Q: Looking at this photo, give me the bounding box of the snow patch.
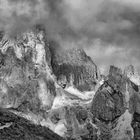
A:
[65,86,95,100]
[52,87,95,109]
[130,76,140,86]
[54,121,67,137]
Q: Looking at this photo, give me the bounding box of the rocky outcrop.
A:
[47,65,140,140]
[132,112,140,140]
[0,108,64,140]
[91,66,125,122]
[51,48,100,91]
[124,65,140,85]
[91,83,125,122]
[47,105,99,140]
[0,27,56,113]
[90,65,140,140]
[124,65,140,139]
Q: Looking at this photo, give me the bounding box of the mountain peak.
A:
[109,65,123,76]
[53,47,93,66]
[51,47,100,91]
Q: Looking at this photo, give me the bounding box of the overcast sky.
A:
[0,0,140,74]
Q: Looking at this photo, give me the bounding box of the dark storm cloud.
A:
[0,0,140,73]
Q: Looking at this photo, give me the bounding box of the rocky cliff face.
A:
[47,65,140,140]
[124,65,140,85]
[0,27,101,139]
[90,65,140,140]
[0,28,56,113]
[0,26,140,140]
[51,47,100,91]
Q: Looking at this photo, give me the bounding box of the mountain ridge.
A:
[0,27,140,139]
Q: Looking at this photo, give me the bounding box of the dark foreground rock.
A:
[132,112,140,140]
[0,108,64,140]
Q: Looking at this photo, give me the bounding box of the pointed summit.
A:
[51,47,100,91]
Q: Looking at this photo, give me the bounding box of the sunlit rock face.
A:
[51,47,100,91]
[0,27,56,112]
[124,65,140,86]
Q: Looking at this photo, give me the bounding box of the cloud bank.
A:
[0,0,140,74]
